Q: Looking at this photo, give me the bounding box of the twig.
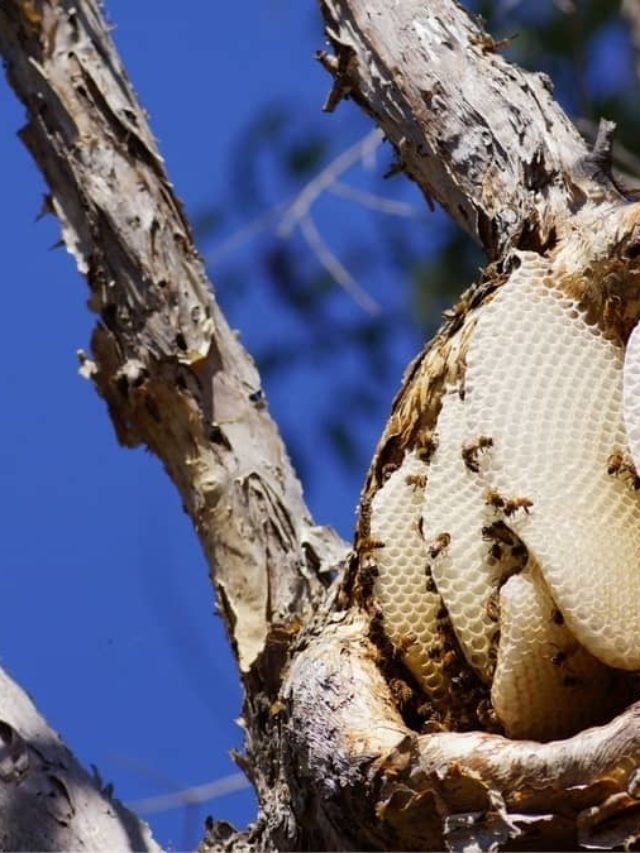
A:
[126,773,250,815]
[327,179,421,217]
[299,214,381,315]
[278,128,384,237]
[207,202,287,267]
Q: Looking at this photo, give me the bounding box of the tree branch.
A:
[317,0,623,258]
[0,664,159,850]
[0,0,346,681]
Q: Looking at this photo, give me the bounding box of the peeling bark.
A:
[2,0,640,850]
[317,0,623,256]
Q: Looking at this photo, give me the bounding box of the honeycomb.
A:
[421,390,504,682]
[624,321,640,475]
[492,564,621,741]
[368,236,640,738]
[370,452,449,701]
[466,252,640,670]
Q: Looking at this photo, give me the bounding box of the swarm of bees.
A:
[484,489,533,517]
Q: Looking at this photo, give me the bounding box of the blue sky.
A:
[0,3,430,848]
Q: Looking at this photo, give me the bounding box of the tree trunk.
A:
[2,0,640,850]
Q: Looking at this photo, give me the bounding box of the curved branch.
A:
[283,612,640,851]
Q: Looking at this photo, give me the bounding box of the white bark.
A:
[0,665,158,850]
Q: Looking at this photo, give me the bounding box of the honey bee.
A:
[428,532,451,559]
[482,521,514,546]
[504,496,533,517]
[436,604,448,621]
[488,542,502,561]
[608,450,625,476]
[485,490,533,517]
[357,562,379,595]
[511,542,528,561]
[442,649,459,672]
[477,698,501,732]
[359,537,386,553]
[358,498,372,535]
[449,669,474,693]
[405,472,428,490]
[549,641,577,668]
[462,435,494,473]
[415,429,438,463]
[428,644,443,661]
[424,565,437,594]
[486,590,500,623]
[380,461,399,482]
[484,489,506,511]
[396,631,418,654]
[607,450,640,489]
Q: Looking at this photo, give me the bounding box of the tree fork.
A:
[2,0,640,850]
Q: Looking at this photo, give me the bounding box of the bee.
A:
[424,565,437,594]
[482,521,514,546]
[405,472,427,490]
[396,631,418,654]
[476,698,501,732]
[428,644,443,661]
[359,537,386,553]
[484,491,533,517]
[484,489,506,512]
[436,604,449,621]
[389,677,413,707]
[428,532,451,559]
[549,641,577,668]
[415,429,438,463]
[504,496,533,517]
[357,562,379,595]
[380,461,399,482]
[449,669,474,693]
[608,450,625,476]
[488,542,502,561]
[442,649,459,672]
[358,497,372,535]
[607,450,640,489]
[462,435,494,473]
[511,542,528,561]
[550,649,568,667]
[486,590,500,623]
